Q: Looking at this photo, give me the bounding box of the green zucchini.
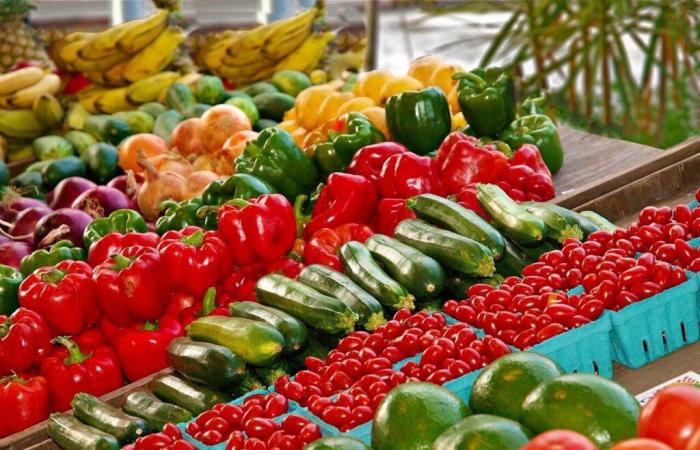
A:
[522,202,586,243]
[297,264,387,331]
[407,193,506,260]
[121,391,192,431]
[228,372,265,398]
[148,374,231,415]
[495,240,529,277]
[84,115,130,145]
[167,337,246,388]
[339,241,415,311]
[165,83,196,113]
[255,359,295,386]
[186,315,286,367]
[289,338,330,371]
[71,393,148,444]
[47,413,119,450]
[445,273,503,299]
[365,234,446,301]
[229,301,308,355]
[580,210,619,232]
[476,183,546,246]
[574,212,600,236]
[255,274,358,335]
[394,219,495,277]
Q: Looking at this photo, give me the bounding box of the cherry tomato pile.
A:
[184,393,290,446]
[123,423,196,450]
[223,414,322,450]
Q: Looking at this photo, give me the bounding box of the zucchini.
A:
[445,273,503,299]
[513,239,559,263]
[229,372,265,398]
[84,115,130,145]
[167,337,246,388]
[63,130,97,156]
[339,241,415,311]
[476,183,546,246]
[407,193,506,260]
[165,82,196,113]
[255,274,358,335]
[495,240,529,277]
[195,76,225,104]
[47,413,120,450]
[365,234,446,301]
[186,315,285,367]
[255,359,295,386]
[580,210,619,232]
[289,338,330,371]
[122,391,192,431]
[297,264,387,331]
[394,220,495,277]
[523,202,585,243]
[148,374,231,415]
[229,301,308,355]
[574,212,600,237]
[71,393,148,444]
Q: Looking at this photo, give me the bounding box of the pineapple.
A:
[0,0,52,72]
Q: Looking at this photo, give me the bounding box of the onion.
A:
[33,208,92,248]
[0,241,32,269]
[48,177,97,210]
[1,189,45,222]
[8,206,52,242]
[71,186,131,218]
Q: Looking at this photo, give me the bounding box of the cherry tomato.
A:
[582,273,599,291]
[690,258,700,272]
[494,310,519,330]
[521,430,598,450]
[420,345,446,367]
[337,336,363,352]
[244,418,279,440]
[468,283,495,297]
[299,422,322,443]
[638,385,700,450]
[162,423,182,441]
[243,438,267,450]
[545,303,577,324]
[225,431,246,450]
[283,381,304,402]
[675,239,698,265]
[609,438,673,450]
[454,304,477,323]
[615,290,639,309]
[541,249,565,266]
[618,265,649,288]
[185,422,200,437]
[535,323,566,342]
[674,204,693,224]
[482,335,511,360]
[654,206,673,224]
[457,347,483,369]
[308,396,332,416]
[443,300,459,315]
[322,406,351,427]
[393,308,412,321]
[692,217,700,236]
[172,440,197,450]
[579,299,604,320]
[265,393,288,418]
[631,281,661,299]
[640,206,658,224]
[513,328,537,349]
[449,360,471,377]
[199,430,224,445]
[136,433,172,449]
[655,243,678,262]
[280,414,309,434]
[666,224,688,241]
[195,410,220,428]
[670,268,688,286]
[588,230,613,245]
[566,268,584,288]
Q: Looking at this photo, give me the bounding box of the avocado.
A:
[433,414,531,450]
[253,92,295,121]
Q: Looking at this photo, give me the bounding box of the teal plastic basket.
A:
[529,312,614,378]
[609,273,699,368]
[442,369,482,403]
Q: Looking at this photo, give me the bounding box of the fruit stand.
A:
[2,2,700,450]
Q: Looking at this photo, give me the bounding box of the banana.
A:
[95,87,136,114]
[217,63,276,85]
[0,67,46,96]
[198,33,239,70]
[72,49,131,73]
[127,71,180,103]
[84,70,108,85]
[220,53,275,74]
[274,31,335,73]
[0,109,46,139]
[117,9,170,54]
[63,102,91,130]
[32,93,65,128]
[7,74,61,109]
[55,35,92,71]
[77,86,106,114]
[104,59,130,86]
[124,26,185,83]
[176,72,203,87]
[261,7,318,60]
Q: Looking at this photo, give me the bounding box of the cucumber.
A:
[186,315,286,367]
[580,210,619,232]
[495,240,529,277]
[84,115,130,145]
[195,76,225,104]
[255,274,358,335]
[137,102,167,118]
[148,374,231,415]
[229,301,308,355]
[522,202,586,243]
[255,359,295,386]
[408,193,506,260]
[228,372,265,398]
[33,135,74,160]
[575,212,600,236]
[165,82,196,113]
[297,264,387,331]
[71,393,148,443]
[445,273,503,299]
[152,109,182,145]
[41,156,87,188]
[47,413,120,450]
[365,234,446,301]
[394,219,496,277]
[122,391,191,431]
[339,241,416,311]
[64,130,97,156]
[167,337,246,388]
[476,183,546,246]
[113,111,154,134]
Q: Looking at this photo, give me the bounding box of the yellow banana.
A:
[95,87,136,114]
[63,102,91,131]
[72,49,131,73]
[0,67,46,96]
[7,74,61,109]
[0,109,46,139]
[80,10,169,60]
[274,32,334,73]
[55,35,92,71]
[32,93,65,128]
[217,64,275,85]
[124,26,185,83]
[117,9,170,54]
[221,53,276,74]
[127,71,180,103]
[77,86,107,114]
[198,33,239,70]
[261,7,318,60]
[84,70,108,85]
[104,59,130,86]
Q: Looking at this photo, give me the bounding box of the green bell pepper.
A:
[19,241,86,278]
[234,127,319,200]
[0,265,22,315]
[83,209,149,250]
[385,87,451,155]
[201,173,275,206]
[313,112,385,175]
[156,198,217,235]
[454,67,516,137]
[500,113,564,174]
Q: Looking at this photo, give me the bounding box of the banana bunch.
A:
[0,67,61,109]
[0,108,46,139]
[195,5,334,86]
[50,9,185,86]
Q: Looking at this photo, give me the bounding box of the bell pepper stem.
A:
[196,206,219,218]
[0,319,11,338]
[54,336,92,365]
[0,373,24,385]
[199,287,217,317]
[142,321,159,331]
[293,195,310,239]
[227,198,250,209]
[181,230,205,247]
[111,254,134,271]
[41,268,66,284]
[453,72,487,89]
[245,142,263,158]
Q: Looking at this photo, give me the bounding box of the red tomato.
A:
[609,439,673,450]
[640,207,658,224]
[638,385,700,450]
[299,422,322,443]
[521,430,598,450]
[322,406,351,427]
[244,418,279,440]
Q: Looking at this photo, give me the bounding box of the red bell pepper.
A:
[87,231,159,267]
[372,198,417,236]
[434,132,509,194]
[218,194,296,266]
[265,257,305,279]
[99,318,123,348]
[304,223,374,271]
[346,142,408,185]
[40,336,123,412]
[304,173,378,240]
[18,260,99,336]
[157,226,232,297]
[70,327,107,353]
[114,316,184,382]
[0,308,52,375]
[0,374,50,437]
[378,152,446,199]
[221,263,266,303]
[165,291,198,318]
[452,184,490,220]
[505,144,555,201]
[178,288,229,328]
[93,246,171,327]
